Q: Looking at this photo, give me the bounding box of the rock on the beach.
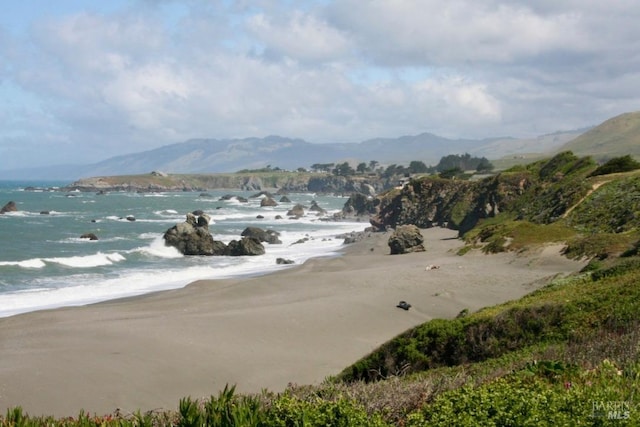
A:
[163,212,226,256]
[388,224,425,255]
[0,201,17,214]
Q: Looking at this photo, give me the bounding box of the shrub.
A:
[590,155,640,177]
[409,360,640,426]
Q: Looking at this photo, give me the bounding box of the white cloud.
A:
[247,10,353,64]
[1,0,640,169]
[325,0,589,65]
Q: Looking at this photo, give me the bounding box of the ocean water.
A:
[0,181,368,318]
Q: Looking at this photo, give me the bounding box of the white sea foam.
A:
[154,209,179,216]
[0,259,47,269]
[131,236,183,259]
[44,252,126,268]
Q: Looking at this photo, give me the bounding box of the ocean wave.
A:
[154,209,179,216]
[130,236,183,259]
[44,252,126,268]
[0,258,47,269]
[0,211,29,217]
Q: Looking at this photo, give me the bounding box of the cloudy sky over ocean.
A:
[1,0,639,170]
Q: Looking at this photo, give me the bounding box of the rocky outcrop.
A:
[164,214,268,256]
[163,213,226,256]
[64,172,393,194]
[309,201,327,215]
[227,237,265,256]
[341,193,378,217]
[367,172,534,235]
[366,153,602,236]
[0,201,17,214]
[388,224,425,255]
[241,227,282,244]
[287,204,306,217]
[261,197,278,207]
[370,179,475,232]
[302,176,387,195]
[242,176,263,191]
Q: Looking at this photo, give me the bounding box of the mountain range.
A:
[4,111,640,181]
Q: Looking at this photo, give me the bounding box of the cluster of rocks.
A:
[162,212,285,257]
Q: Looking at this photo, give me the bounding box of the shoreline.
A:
[0,227,586,417]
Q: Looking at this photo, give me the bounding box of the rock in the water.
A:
[309,201,326,215]
[287,203,305,217]
[388,224,425,255]
[260,197,278,207]
[0,201,17,214]
[241,226,282,244]
[163,213,225,255]
[279,196,291,203]
[80,233,99,241]
[227,237,265,256]
[276,258,295,265]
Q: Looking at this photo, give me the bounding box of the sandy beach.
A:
[0,227,585,417]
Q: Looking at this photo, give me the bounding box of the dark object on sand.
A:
[397,301,411,311]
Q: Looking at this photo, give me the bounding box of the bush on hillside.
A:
[590,155,640,177]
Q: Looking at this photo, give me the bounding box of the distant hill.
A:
[1,129,586,181]
[557,111,640,160]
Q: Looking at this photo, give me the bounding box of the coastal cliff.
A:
[64,171,392,194]
[367,151,640,238]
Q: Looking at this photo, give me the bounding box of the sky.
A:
[1,0,639,171]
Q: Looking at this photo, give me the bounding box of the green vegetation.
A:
[589,155,640,177]
[434,153,494,173]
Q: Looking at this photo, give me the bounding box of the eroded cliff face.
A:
[369,173,533,235]
[64,173,393,194]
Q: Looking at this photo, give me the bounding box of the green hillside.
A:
[558,111,640,160]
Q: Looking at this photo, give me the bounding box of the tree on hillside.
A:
[408,160,428,174]
[311,163,335,173]
[436,153,493,172]
[590,155,640,176]
[356,162,368,174]
[476,158,494,172]
[333,162,356,176]
[383,164,407,178]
